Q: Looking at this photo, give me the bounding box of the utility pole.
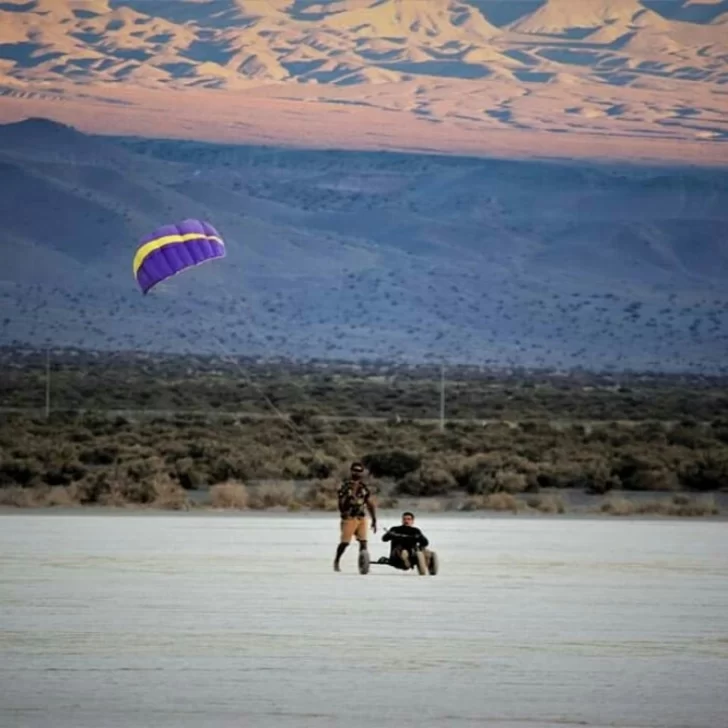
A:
[439,363,445,432]
[45,347,50,420]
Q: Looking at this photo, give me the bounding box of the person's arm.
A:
[416,528,429,548]
[336,484,347,516]
[366,490,377,533]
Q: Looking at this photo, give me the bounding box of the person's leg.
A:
[400,547,411,569]
[355,517,369,553]
[388,546,407,569]
[422,547,433,571]
[334,518,355,571]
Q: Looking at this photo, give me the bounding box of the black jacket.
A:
[382,524,429,550]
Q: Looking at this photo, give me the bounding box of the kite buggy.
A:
[364,512,439,575]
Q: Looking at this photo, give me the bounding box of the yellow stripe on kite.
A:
[133,233,224,276]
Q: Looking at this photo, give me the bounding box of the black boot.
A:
[334,542,348,572]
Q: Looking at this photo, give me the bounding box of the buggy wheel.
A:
[415,550,427,575]
[427,551,438,575]
[358,549,370,575]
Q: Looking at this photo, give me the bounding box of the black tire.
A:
[415,550,427,575]
[427,551,439,576]
[358,549,370,575]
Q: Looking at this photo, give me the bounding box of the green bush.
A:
[303,452,338,479]
[44,461,86,486]
[79,445,119,465]
[679,456,728,491]
[174,457,205,489]
[362,450,421,479]
[611,454,677,491]
[396,466,455,497]
[0,459,42,487]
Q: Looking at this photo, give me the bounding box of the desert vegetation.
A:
[1,348,726,516]
[3,348,727,421]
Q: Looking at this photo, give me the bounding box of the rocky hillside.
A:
[0,117,726,373]
[0,0,726,164]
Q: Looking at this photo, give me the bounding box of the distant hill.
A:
[0,0,726,164]
[0,117,727,373]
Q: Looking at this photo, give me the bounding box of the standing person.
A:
[333,461,377,572]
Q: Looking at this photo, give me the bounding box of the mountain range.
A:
[0,116,726,373]
[0,0,726,164]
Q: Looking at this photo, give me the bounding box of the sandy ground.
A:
[1,82,726,167]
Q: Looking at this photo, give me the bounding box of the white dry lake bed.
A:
[1,510,727,728]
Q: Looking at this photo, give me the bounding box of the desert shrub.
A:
[79,445,119,465]
[519,420,554,436]
[159,440,191,461]
[73,471,189,509]
[247,482,296,509]
[173,457,205,489]
[421,464,457,490]
[281,455,309,479]
[452,454,530,495]
[302,477,339,510]
[667,425,712,449]
[362,450,421,479]
[0,486,38,507]
[492,470,528,493]
[633,422,667,444]
[0,458,42,487]
[124,457,165,483]
[187,441,207,459]
[75,473,113,504]
[396,466,456,497]
[210,481,248,509]
[586,425,630,446]
[290,408,317,427]
[460,493,520,513]
[133,475,189,510]
[599,497,636,516]
[611,454,666,491]
[69,428,94,443]
[601,494,719,517]
[45,485,77,507]
[450,454,493,493]
[671,494,719,516]
[526,493,566,514]
[208,454,251,483]
[576,465,620,494]
[115,479,157,505]
[629,466,679,491]
[524,473,541,492]
[462,468,494,495]
[714,427,728,446]
[678,456,728,491]
[302,451,338,479]
[43,461,87,486]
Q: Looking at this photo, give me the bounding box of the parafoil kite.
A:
[133,219,225,294]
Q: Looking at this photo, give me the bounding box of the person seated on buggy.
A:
[378,511,434,571]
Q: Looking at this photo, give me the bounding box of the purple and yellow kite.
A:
[133,219,225,294]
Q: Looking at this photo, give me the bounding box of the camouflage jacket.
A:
[337,479,372,518]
